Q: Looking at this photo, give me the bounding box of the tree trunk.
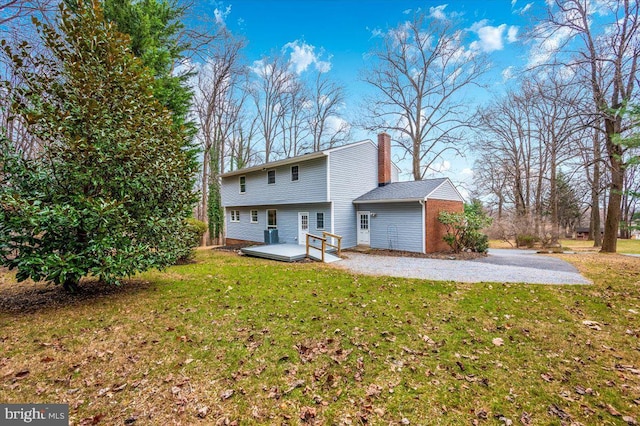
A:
[601,118,624,253]
[590,132,602,247]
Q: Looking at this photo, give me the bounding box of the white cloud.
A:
[461,168,474,177]
[282,40,332,74]
[507,25,519,42]
[501,66,515,81]
[511,0,517,6]
[325,115,350,134]
[429,4,449,20]
[214,5,232,26]
[521,2,533,13]
[470,24,507,52]
[527,24,574,68]
[403,8,412,15]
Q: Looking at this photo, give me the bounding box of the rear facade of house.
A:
[220,133,464,253]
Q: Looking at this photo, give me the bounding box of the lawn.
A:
[1,249,639,425]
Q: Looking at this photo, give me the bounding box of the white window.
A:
[267,170,276,184]
[250,210,258,223]
[230,210,240,222]
[239,176,246,193]
[267,209,277,228]
[291,165,299,182]
[316,212,324,229]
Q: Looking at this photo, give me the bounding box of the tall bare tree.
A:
[280,77,310,157]
[362,12,489,180]
[250,53,293,162]
[544,0,640,252]
[309,71,349,151]
[193,30,246,244]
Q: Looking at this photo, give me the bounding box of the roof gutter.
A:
[353,198,427,204]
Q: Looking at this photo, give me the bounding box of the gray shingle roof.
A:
[353,178,448,203]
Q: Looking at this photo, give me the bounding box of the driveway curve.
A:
[335,249,591,285]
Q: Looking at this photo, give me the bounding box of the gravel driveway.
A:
[335,249,591,285]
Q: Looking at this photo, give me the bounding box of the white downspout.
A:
[419,200,425,253]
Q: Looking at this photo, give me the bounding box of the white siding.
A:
[391,163,401,183]
[221,157,328,207]
[225,203,331,244]
[429,180,464,202]
[328,141,379,248]
[368,202,424,253]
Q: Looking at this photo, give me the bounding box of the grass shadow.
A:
[0,272,156,315]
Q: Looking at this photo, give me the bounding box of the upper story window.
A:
[267,170,276,184]
[239,176,246,193]
[291,165,299,182]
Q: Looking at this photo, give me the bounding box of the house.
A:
[575,227,603,240]
[220,133,464,254]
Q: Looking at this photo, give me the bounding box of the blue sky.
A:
[201,0,553,187]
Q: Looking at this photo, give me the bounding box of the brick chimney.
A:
[377,132,392,187]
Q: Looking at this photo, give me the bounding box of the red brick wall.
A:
[377,133,391,186]
[425,199,464,253]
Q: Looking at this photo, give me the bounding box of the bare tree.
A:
[279,77,310,157]
[309,71,349,151]
[361,12,489,180]
[528,72,585,246]
[193,30,246,244]
[250,53,293,162]
[543,0,640,252]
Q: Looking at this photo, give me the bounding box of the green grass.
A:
[1,250,639,425]
[491,237,640,254]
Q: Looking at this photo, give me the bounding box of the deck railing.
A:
[305,231,342,262]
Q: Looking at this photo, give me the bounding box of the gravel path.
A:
[335,249,591,285]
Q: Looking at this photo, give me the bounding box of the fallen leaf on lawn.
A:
[492,338,504,346]
[196,405,209,418]
[220,389,234,400]
[374,407,385,416]
[520,412,531,425]
[284,379,305,394]
[299,406,316,422]
[366,384,382,397]
[606,404,621,416]
[40,356,54,363]
[582,320,602,330]
[541,373,554,382]
[14,370,29,379]
[548,404,571,420]
[112,383,127,392]
[623,416,637,425]
[79,414,105,425]
[97,387,111,397]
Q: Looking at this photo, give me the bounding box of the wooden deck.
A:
[241,244,341,263]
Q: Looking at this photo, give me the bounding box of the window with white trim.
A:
[230,210,240,222]
[267,209,277,228]
[316,212,324,230]
[267,170,276,184]
[291,165,299,182]
[239,176,246,193]
[250,210,258,223]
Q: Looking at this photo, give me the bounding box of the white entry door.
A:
[357,211,370,245]
[298,212,309,245]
